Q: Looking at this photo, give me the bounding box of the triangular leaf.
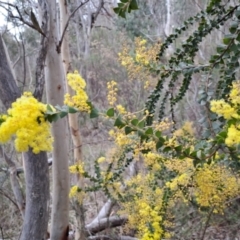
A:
[106,108,115,117]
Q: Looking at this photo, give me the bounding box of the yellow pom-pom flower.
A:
[64,71,90,112]
[0,92,53,154]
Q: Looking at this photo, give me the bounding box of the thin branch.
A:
[88,236,138,240]
[90,0,104,29]
[57,0,90,53]
[19,32,26,88]
[0,188,19,209]
[200,207,214,240]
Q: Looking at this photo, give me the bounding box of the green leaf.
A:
[129,0,138,10]
[55,105,62,111]
[156,137,165,149]
[196,150,203,159]
[155,131,162,138]
[145,127,153,135]
[119,9,126,18]
[46,113,59,123]
[229,21,238,34]
[59,111,68,118]
[216,131,227,144]
[223,34,235,45]
[47,104,53,112]
[138,120,145,129]
[175,145,182,154]
[106,108,114,117]
[125,126,133,135]
[183,147,191,156]
[131,119,139,126]
[90,108,99,118]
[113,7,120,14]
[163,146,172,153]
[193,158,201,167]
[68,106,78,113]
[114,117,125,129]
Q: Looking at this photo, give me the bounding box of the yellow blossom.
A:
[97,157,106,163]
[116,104,126,114]
[0,92,53,153]
[69,163,85,174]
[107,81,118,106]
[64,70,90,112]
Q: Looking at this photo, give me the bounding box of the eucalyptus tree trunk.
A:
[0,33,50,240]
[59,1,86,239]
[45,0,69,239]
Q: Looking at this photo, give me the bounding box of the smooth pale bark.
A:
[0,34,49,240]
[86,216,127,235]
[59,1,86,239]
[45,1,69,239]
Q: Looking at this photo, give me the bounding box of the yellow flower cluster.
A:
[109,128,133,146]
[107,81,118,106]
[116,104,127,114]
[152,118,173,132]
[225,124,240,145]
[210,99,235,119]
[143,152,161,171]
[64,71,90,112]
[69,185,85,203]
[118,38,161,89]
[194,163,239,212]
[120,174,171,240]
[0,92,53,154]
[97,156,106,164]
[165,158,194,201]
[69,163,85,175]
[173,121,195,137]
[211,81,240,146]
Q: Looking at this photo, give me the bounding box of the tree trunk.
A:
[20,150,49,240]
[59,1,86,239]
[45,1,69,239]
[0,34,50,240]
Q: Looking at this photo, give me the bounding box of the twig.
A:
[0,189,19,209]
[57,0,90,53]
[0,2,46,36]
[200,207,214,240]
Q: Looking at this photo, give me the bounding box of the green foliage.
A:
[146,1,240,127]
[113,0,138,18]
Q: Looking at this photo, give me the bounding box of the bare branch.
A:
[57,0,90,53]
[0,146,25,218]
[90,0,104,29]
[0,1,46,36]
[86,199,115,228]
[88,236,138,240]
[0,188,19,209]
[86,216,127,235]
